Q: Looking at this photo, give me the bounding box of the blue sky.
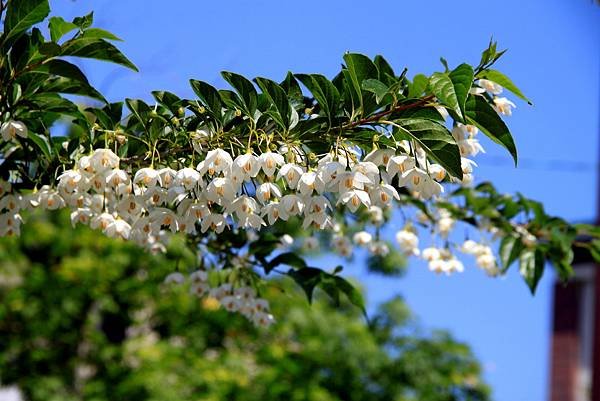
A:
[50,1,600,400]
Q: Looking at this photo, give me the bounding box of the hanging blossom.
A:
[0,83,519,323]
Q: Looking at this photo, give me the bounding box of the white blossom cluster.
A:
[164,269,274,327]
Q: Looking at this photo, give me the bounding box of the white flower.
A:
[476,253,496,271]
[57,170,86,193]
[477,79,503,95]
[175,168,201,190]
[200,213,228,233]
[150,208,179,233]
[279,234,294,248]
[396,229,419,256]
[0,194,21,213]
[280,194,304,216]
[134,168,162,187]
[364,148,395,167]
[337,189,371,212]
[36,187,65,210]
[262,202,287,224]
[70,208,93,227]
[106,169,130,188]
[259,152,285,177]
[90,212,116,231]
[369,240,390,256]
[353,231,372,246]
[256,182,282,203]
[318,161,345,186]
[371,183,399,206]
[191,128,211,153]
[458,139,485,157]
[399,167,443,199]
[206,177,236,204]
[428,164,446,182]
[460,240,481,255]
[90,148,119,172]
[104,219,132,239]
[352,162,379,184]
[233,153,260,180]
[1,121,27,141]
[297,171,325,196]
[227,195,260,218]
[201,149,233,175]
[386,155,415,179]
[0,212,23,236]
[144,187,168,206]
[493,97,516,116]
[337,171,372,194]
[116,196,144,218]
[158,167,177,188]
[303,236,320,251]
[332,235,352,257]
[190,270,208,283]
[277,163,304,189]
[164,272,185,284]
[78,155,95,175]
[368,206,384,225]
[422,247,441,261]
[305,195,332,215]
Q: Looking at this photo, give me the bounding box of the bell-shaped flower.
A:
[303,236,320,251]
[458,138,485,157]
[305,195,332,215]
[227,195,260,219]
[58,170,86,193]
[338,189,371,212]
[186,202,210,221]
[106,169,130,188]
[297,171,325,196]
[116,196,144,219]
[256,182,282,204]
[36,186,66,210]
[1,120,27,141]
[280,194,304,216]
[399,167,443,199]
[428,164,446,182]
[302,210,332,229]
[0,212,23,236]
[337,171,372,194]
[277,163,304,189]
[158,167,177,188]
[353,231,373,246]
[144,187,168,206]
[386,155,415,179]
[104,219,132,240]
[477,79,503,95]
[150,208,179,233]
[369,240,390,256]
[200,213,228,233]
[175,168,201,190]
[233,153,260,180]
[262,202,288,224]
[370,183,400,206]
[318,161,345,187]
[90,212,116,231]
[364,148,395,167]
[493,97,516,116]
[201,149,233,175]
[70,207,94,227]
[396,229,419,256]
[352,162,379,184]
[259,152,285,177]
[206,177,236,204]
[134,167,162,187]
[90,148,120,173]
[0,194,21,213]
[238,213,266,229]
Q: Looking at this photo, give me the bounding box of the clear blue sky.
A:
[51,1,600,400]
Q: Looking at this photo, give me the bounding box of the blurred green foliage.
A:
[0,211,490,401]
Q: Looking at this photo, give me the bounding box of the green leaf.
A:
[478,69,532,105]
[448,63,474,120]
[80,28,122,42]
[288,267,324,303]
[48,16,77,42]
[362,79,390,104]
[61,37,138,71]
[3,0,50,45]
[428,72,463,121]
[125,98,151,130]
[393,118,462,179]
[519,249,545,294]
[280,72,304,108]
[27,131,52,159]
[499,235,524,272]
[41,77,105,102]
[343,53,378,114]
[332,276,367,318]
[221,71,258,117]
[295,73,340,125]
[408,74,428,98]
[255,77,292,130]
[72,12,94,29]
[265,252,307,273]
[189,79,223,122]
[374,55,396,84]
[465,95,517,165]
[29,59,89,84]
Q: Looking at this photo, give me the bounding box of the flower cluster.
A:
[165,270,274,327]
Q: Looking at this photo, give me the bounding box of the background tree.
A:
[0,210,489,401]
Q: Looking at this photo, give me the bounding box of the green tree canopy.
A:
[0,211,490,401]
